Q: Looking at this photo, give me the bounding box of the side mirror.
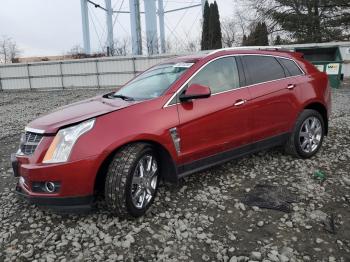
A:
[179,84,211,102]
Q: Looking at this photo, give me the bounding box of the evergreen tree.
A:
[273,35,283,45]
[274,35,282,45]
[257,22,269,46]
[243,22,269,46]
[201,1,210,50]
[273,35,291,45]
[201,1,222,50]
[242,35,248,46]
[209,1,222,49]
[250,0,350,43]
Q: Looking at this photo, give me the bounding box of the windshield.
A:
[113,63,193,100]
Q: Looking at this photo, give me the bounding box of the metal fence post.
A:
[95,60,100,88]
[0,68,3,91]
[59,62,64,89]
[132,57,137,76]
[27,63,32,89]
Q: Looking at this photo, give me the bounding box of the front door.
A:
[176,56,253,166]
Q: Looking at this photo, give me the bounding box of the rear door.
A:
[241,55,301,142]
[176,56,253,165]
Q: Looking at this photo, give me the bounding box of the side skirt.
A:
[177,133,289,178]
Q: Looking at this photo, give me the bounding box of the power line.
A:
[164,20,185,50]
[113,0,126,27]
[88,6,105,51]
[89,4,107,40]
[186,7,201,34]
[166,0,194,40]
[116,18,130,35]
[112,0,119,10]
[87,0,107,11]
[164,0,169,9]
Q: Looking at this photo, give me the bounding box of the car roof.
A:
[211,48,303,60]
[163,47,302,65]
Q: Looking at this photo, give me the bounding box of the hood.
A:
[27,95,139,134]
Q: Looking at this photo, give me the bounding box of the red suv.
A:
[12,48,331,217]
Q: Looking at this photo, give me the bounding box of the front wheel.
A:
[285,109,325,158]
[104,143,160,218]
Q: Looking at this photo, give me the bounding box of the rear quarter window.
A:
[242,55,286,85]
[278,58,303,76]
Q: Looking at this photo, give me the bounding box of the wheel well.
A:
[305,102,328,135]
[93,140,178,195]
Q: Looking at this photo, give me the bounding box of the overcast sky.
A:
[0,0,234,57]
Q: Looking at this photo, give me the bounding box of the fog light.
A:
[32,181,61,193]
[44,182,56,193]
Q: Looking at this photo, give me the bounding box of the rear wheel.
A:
[285,109,325,158]
[104,143,160,218]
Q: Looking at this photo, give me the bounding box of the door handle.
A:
[234,99,247,106]
[287,84,296,90]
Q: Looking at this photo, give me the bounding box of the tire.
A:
[285,109,325,159]
[104,143,160,218]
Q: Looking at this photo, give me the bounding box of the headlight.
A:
[43,119,95,163]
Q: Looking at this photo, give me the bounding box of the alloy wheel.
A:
[299,116,323,154]
[131,154,158,209]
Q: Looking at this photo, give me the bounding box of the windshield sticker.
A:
[173,63,194,68]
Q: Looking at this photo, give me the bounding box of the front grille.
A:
[19,132,43,155]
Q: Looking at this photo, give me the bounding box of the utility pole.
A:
[144,0,159,55]
[158,0,166,54]
[80,0,91,54]
[105,0,114,56]
[129,0,142,55]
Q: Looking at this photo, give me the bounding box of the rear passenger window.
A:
[188,57,240,94]
[242,56,286,85]
[278,58,303,76]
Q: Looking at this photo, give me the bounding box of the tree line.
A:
[201,0,350,50]
[2,0,349,62]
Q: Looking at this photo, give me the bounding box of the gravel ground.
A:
[0,83,349,262]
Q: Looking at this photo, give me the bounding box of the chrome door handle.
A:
[234,99,246,106]
[287,84,296,90]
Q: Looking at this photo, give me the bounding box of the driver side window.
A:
[188,57,240,94]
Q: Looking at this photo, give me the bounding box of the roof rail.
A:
[209,46,292,55]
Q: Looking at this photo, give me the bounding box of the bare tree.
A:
[113,38,130,56]
[221,18,236,47]
[165,39,172,53]
[0,36,21,63]
[67,44,90,59]
[232,4,260,45]
[68,44,106,59]
[182,31,201,53]
[68,45,85,55]
[185,38,200,53]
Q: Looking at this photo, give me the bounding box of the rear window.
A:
[242,55,286,85]
[278,58,303,76]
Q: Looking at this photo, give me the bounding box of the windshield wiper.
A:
[109,94,135,101]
